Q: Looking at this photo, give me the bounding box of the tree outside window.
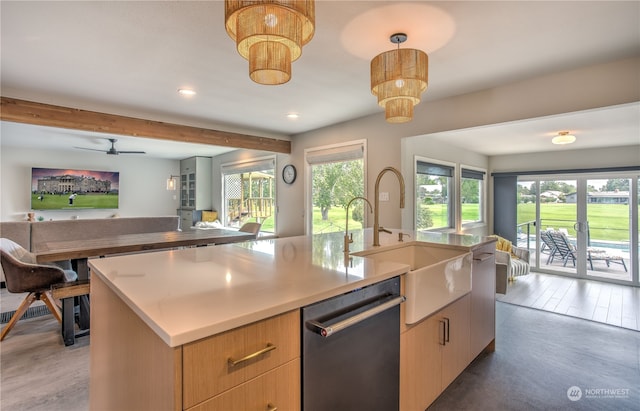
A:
[311,159,364,234]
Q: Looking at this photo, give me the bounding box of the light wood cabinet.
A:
[183,310,300,409]
[400,310,442,409]
[440,294,471,388]
[91,274,300,411]
[400,293,470,411]
[186,359,300,411]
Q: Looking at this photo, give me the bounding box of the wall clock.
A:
[282,164,297,184]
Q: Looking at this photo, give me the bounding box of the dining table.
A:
[33,228,256,345]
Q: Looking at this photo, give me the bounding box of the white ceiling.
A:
[1,1,639,159]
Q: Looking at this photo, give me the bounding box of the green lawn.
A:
[31,193,118,210]
[418,204,480,228]
[312,206,365,234]
[244,206,362,234]
[517,203,630,241]
[254,202,630,242]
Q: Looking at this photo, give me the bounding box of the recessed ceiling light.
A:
[287,113,299,119]
[552,131,576,145]
[178,88,196,96]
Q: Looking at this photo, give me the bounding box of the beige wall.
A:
[282,57,639,237]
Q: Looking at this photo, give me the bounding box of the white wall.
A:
[490,145,640,173]
[0,146,180,221]
[285,57,639,237]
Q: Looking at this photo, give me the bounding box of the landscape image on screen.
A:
[31,167,119,210]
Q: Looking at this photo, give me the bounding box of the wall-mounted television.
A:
[31,167,120,210]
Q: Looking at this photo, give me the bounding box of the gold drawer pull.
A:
[267,404,277,411]
[227,343,276,367]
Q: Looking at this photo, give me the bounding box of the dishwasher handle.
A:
[306,295,406,338]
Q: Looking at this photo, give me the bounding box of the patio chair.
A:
[547,230,625,272]
[586,250,628,272]
[540,230,558,264]
[548,230,576,267]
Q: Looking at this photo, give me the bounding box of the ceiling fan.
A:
[74,138,146,155]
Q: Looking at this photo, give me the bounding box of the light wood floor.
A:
[497,272,640,331]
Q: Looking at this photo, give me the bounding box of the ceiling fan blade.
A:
[73,146,107,152]
[117,150,146,154]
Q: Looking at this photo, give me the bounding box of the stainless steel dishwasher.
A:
[302,276,404,411]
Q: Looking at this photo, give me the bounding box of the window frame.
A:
[414,156,456,232]
[304,140,367,235]
[459,164,487,230]
[220,155,276,234]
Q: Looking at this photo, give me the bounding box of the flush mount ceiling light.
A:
[552,131,576,145]
[225,0,315,85]
[371,33,428,123]
[177,88,196,96]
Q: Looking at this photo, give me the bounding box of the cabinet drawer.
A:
[183,310,300,408]
[187,359,301,411]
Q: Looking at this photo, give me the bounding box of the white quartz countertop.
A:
[89,228,493,347]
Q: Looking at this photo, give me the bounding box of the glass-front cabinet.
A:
[178,156,212,228]
[180,173,196,208]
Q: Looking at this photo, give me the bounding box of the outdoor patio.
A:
[517,231,632,282]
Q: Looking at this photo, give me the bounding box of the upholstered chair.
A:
[0,238,77,341]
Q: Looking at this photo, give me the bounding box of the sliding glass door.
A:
[540,178,578,276]
[517,173,637,285]
[585,178,631,282]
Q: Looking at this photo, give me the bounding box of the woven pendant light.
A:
[371,33,428,123]
[225,1,315,85]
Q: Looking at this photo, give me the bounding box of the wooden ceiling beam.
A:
[0,97,291,154]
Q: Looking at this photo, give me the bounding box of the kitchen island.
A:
[89,229,496,410]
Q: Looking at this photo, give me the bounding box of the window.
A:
[221,156,275,234]
[415,158,454,230]
[305,141,366,234]
[461,167,486,225]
